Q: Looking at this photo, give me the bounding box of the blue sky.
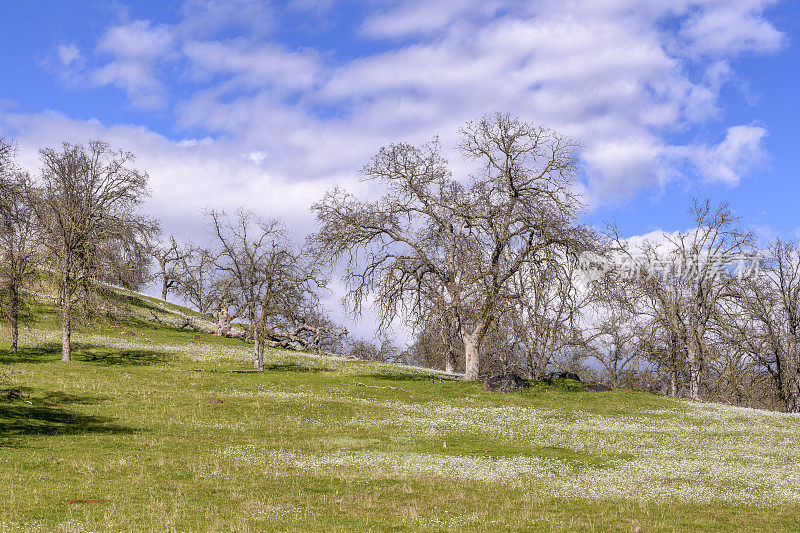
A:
[1,1,798,317]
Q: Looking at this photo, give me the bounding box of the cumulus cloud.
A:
[40,43,87,86]
[30,0,786,215]
[182,40,321,92]
[688,125,768,185]
[55,44,84,70]
[0,111,343,241]
[680,0,785,56]
[360,0,504,39]
[92,20,177,109]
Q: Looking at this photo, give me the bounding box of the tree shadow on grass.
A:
[0,389,137,446]
[0,344,61,364]
[264,362,332,373]
[76,349,173,366]
[360,370,461,382]
[0,343,173,366]
[41,390,108,405]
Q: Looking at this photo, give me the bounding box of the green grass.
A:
[1,294,800,531]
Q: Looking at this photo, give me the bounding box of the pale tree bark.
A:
[9,307,18,355]
[444,349,456,374]
[161,277,170,301]
[61,294,71,362]
[253,328,264,370]
[687,342,701,402]
[463,332,480,381]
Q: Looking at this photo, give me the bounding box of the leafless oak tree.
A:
[506,250,597,379]
[0,144,40,354]
[150,235,191,301]
[35,140,158,362]
[312,113,592,380]
[171,244,218,317]
[584,305,646,388]
[726,239,800,411]
[610,200,754,401]
[207,209,331,369]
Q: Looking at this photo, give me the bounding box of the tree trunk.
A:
[8,287,19,354]
[784,357,800,413]
[528,348,547,380]
[216,307,230,336]
[687,343,700,402]
[670,367,678,397]
[10,316,18,355]
[668,332,678,397]
[253,329,264,370]
[785,386,800,413]
[159,260,170,301]
[61,297,72,362]
[464,334,480,381]
[445,349,456,374]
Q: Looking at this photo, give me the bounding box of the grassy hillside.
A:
[1,292,800,532]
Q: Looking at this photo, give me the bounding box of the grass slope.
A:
[1,292,799,532]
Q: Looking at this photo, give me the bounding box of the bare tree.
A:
[610,200,754,401]
[174,245,218,315]
[35,140,158,362]
[207,209,328,369]
[726,239,800,411]
[150,235,191,301]
[348,336,404,363]
[671,201,754,401]
[610,242,688,397]
[0,137,12,169]
[507,249,597,379]
[312,114,590,380]
[409,302,464,373]
[585,306,644,388]
[0,146,40,354]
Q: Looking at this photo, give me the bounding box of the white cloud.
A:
[179,0,274,39]
[92,20,177,109]
[37,0,786,202]
[40,43,87,87]
[680,0,785,56]
[182,40,321,92]
[0,111,342,241]
[55,44,84,70]
[35,0,785,209]
[688,125,768,185]
[361,0,503,39]
[583,136,667,198]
